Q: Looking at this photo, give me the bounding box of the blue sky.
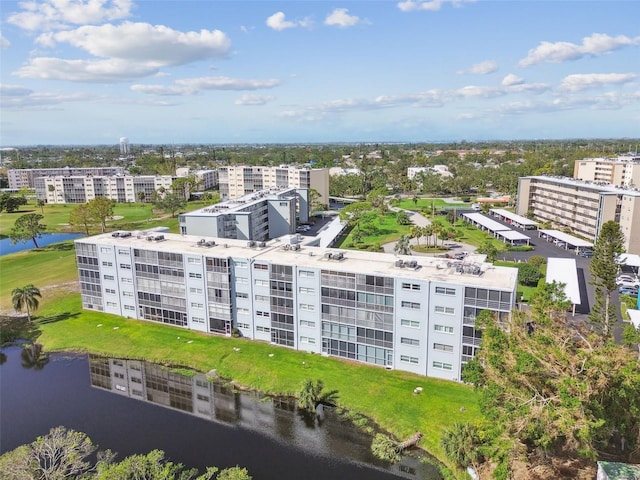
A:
[1,0,639,146]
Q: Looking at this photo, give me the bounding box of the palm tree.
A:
[394,235,412,256]
[297,379,339,413]
[422,224,434,248]
[11,284,42,323]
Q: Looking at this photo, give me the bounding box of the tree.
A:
[88,197,115,233]
[589,220,625,338]
[395,210,411,225]
[9,214,46,248]
[11,284,42,323]
[476,239,498,262]
[36,199,45,213]
[440,422,485,470]
[171,175,201,200]
[156,193,187,217]
[69,203,95,235]
[371,434,401,463]
[517,263,543,287]
[297,379,339,412]
[394,235,412,256]
[0,195,28,213]
[137,190,147,203]
[216,466,252,480]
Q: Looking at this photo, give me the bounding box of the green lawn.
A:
[337,211,412,250]
[394,198,470,212]
[495,260,546,302]
[430,216,507,251]
[0,199,212,237]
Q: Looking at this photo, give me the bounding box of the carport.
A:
[490,208,539,230]
[462,212,511,236]
[496,230,530,246]
[628,309,640,329]
[546,257,581,316]
[617,254,640,276]
[538,229,594,253]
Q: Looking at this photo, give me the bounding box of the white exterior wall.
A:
[184,254,208,333]
[426,282,464,381]
[296,264,322,354]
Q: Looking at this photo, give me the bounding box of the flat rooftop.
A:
[524,176,640,196]
[78,231,518,290]
[182,187,299,216]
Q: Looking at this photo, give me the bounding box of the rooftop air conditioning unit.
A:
[258,241,266,247]
[247,241,256,247]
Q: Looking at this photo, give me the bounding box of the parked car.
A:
[616,275,640,287]
[579,250,594,257]
[618,286,638,297]
[296,225,311,232]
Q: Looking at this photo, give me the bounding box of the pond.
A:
[0,232,83,256]
[0,346,442,479]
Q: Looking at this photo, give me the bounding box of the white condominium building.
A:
[35,175,176,204]
[179,187,309,241]
[517,176,640,254]
[218,165,329,207]
[8,166,126,189]
[75,232,517,381]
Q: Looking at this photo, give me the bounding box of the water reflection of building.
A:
[88,356,436,479]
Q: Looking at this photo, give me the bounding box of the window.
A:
[434,306,455,315]
[300,319,316,328]
[432,361,453,370]
[124,305,135,311]
[236,277,248,284]
[401,301,420,310]
[434,324,454,334]
[100,247,111,253]
[122,291,134,297]
[192,316,205,324]
[434,343,454,352]
[299,303,315,311]
[189,272,202,279]
[190,287,203,294]
[255,294,269,302]
[256,310,269,317]
[196,394,209,402]
[255,279,269,287]
[400,355,419,364]
[299,286,315,294]
[106,301,117,307]
[401,337,420,346]
[121,277,133,284]
[237,322,250,329]
[102,261,113,267]
[254,263,268,270]
[256,326,271,333]
[300,336,316,345]
[187,257,201,264]
[236,291,248,299]
[190,302,204,309]
[118,248,129,255]
[299,270,315,278]
[105,288,116,294]
[119,263,131,270]
[402,282,421,291]
[401,319,420,328]
[104,274,114,281]
[435,286,456,296]
[236,261,248,269]
[237,307,249,315]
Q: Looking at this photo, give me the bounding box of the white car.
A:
[616,275,640,287]
[296,225,311,232]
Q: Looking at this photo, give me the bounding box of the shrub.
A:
[518,263,543,286]
[527,255,546,268]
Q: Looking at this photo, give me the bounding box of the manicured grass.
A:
[394,198,469,211]
[33,293,480,474]
[430,216,507,251]
[495,260,546,302]
[0,200,212,236]
[0,241,79,311]
[337,211,412,249]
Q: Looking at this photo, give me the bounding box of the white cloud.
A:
[266,12,312,31]
[131,76,282,96]
[558,73,638,92]
[324,8,362,28]
[0,33,11,48]
[36,22,231,66]
[397,0,476,13]
[13,57,161,82]
[518,33,640,67]
[502,74,524,86]
[8,0,133,31]
[235,94,276,106]
[457,60,498,75]
[0,89,91,109]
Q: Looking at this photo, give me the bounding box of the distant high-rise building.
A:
[119,137,130,156]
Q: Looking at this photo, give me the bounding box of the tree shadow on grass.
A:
[34,242,76,252]
[36,311,81,325]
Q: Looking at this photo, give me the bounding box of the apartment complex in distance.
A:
[573,154,640,187]
[218,165,329,207]
[35,175,176,204]
[517,176,640,254]
[179,187,309,241]
[75,232,517,381]
[8,166,126,189]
